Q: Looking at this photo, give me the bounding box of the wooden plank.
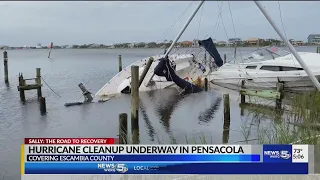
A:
[17,84,42,91]
[240,89,281,99]
[24,78,37,80]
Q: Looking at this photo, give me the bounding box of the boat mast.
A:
[254,1,320,91]
[164,0,205,57]
[145,0,205,86]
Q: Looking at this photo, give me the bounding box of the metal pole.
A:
[164,0,205,57]
[145,0,205,86]
[254,1,320,91]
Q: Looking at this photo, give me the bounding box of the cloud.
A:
[0,1,318,46]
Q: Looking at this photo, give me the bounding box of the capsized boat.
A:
[95,37,225,100]
[95,54,210,99]
[207,46,320,90]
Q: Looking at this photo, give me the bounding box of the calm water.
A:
[0,46,317,179]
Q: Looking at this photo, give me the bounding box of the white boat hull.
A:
[207,51,320,91]
[209,74,320,90]
[95,54,207,99]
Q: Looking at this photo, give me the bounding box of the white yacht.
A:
[207,46,320,90]
[95,54,209,99]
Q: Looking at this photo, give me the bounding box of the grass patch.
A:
[119,92,320,145]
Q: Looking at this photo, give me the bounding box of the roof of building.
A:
[182,41,193,45]
[247,38,259,41]
[308,34,320,38]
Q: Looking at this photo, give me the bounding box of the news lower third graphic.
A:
[21,138,312,175]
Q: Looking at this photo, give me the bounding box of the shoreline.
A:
[1,45,319,51]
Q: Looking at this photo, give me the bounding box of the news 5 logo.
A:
[115,164,129,173]
[97,163,116,172]
[264,150,291,159]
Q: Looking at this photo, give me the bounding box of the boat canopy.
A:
[154,57,203,94]
[198,37,223,67]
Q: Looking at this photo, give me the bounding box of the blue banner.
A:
[263,145,292,163]
[26,154,260,162]
[24,162,308,174]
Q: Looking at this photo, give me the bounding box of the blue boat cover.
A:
[199,37,224,67]
[154,58,203,94]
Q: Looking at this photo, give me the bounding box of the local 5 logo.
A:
[115,164,129,173]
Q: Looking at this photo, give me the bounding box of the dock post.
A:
[78,83,93,102]
[317,46,319,54]
[119,113,128,144]
[36,68,42,100]
[223,94,230,143]
[234,44,237,58]
[118,55,122,72]
[139,57,154,87]
[3,51,8,84]
[36,68,41,85]
[240,80,246,103]
[18,73,26,102]
[276,82,284,109]
[131,66,139,144]
[39,97,46,114]
[224,54,227,64]
[204,78,208,91]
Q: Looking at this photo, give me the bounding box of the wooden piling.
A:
[36,68,41,84]
[3,51,8,84]
[78,83,93,102]
[240,107,244,116]
[240,80,246,103]
[119,113,128,144]
[204,78,208,91]
[276,82,284,109]
[223,94,230,144]
[118,55,122,72]
[234,44,237,58]
[18,74,26,102]
[222,94,230,144]
[224,54,227,64]
[139,57,154,87]
[39,97,46,114]
[131,66,139,144]
[36,68,42,100]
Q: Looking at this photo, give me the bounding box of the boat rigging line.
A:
[145,0,205,87]
[156,1,195,45]
[277,1,308,88]
[41,76,62,98]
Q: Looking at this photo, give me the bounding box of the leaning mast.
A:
[145,0,205,86]
[254,1,320,90]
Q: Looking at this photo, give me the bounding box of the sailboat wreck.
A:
[95,0,320,101]
[95,36,226,100]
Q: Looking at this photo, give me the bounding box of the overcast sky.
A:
[0,1,319,46]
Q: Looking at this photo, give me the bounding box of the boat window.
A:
[246,66,257,69]
[260,66,280,71]
[281,66,303,71]
[230,47,291,64]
